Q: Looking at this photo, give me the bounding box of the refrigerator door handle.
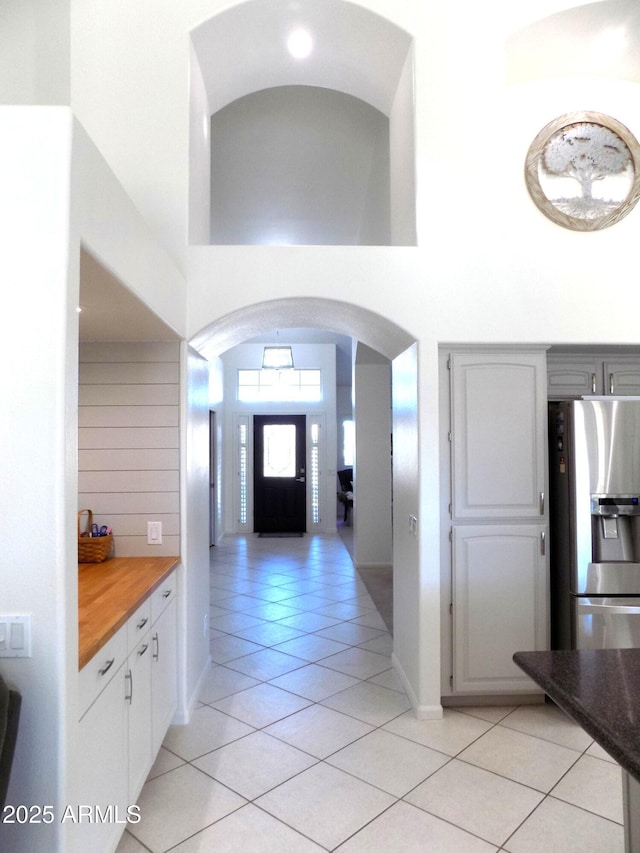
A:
[580,601,640,616]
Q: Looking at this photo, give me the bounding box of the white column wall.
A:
[353,357,393,568]
[0,107,74,853]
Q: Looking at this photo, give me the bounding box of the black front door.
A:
[253,414,306,533]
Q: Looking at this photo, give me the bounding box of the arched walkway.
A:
[190,296,436,719]
[189,296,415,361]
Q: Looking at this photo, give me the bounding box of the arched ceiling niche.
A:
[189,0,416,246]
[191,0,413,116]
[189,297,415,363]
[507,0,640,85]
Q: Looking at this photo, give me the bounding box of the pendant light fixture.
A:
[262,332,294,370]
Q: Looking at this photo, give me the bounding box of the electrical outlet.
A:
[147,521,163,545]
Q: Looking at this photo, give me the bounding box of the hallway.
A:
[118,534,623,852]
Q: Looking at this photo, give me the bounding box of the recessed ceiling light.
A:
[287,28,313,60]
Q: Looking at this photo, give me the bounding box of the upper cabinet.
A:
[548,354,640,398]
[449,351,547,519]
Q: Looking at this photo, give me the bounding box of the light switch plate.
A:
[0,614,32,657]
[147,521,163,545]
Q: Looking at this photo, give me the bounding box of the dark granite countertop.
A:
[513,649,640,781]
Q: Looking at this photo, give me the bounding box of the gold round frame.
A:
[525,111,640,231]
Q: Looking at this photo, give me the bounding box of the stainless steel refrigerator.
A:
[548,398,640,650]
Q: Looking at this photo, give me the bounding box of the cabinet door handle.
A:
[152,632,159,662]
[98,658,115,677]
[539,492,545,516]
[592,373,597,394]
[162,590,172,599]
[137,643,149,658]
[540,531,546,556]
[125,669,133,705]
[136,617,148,631]
[610,373,614,395]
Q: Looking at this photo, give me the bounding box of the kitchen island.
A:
[514,648,640,852]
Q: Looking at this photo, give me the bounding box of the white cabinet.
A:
[443,349,548,697]
[450,352,546,519]
[151,587,177,754]
[127,634,153,800]
[547,354,640,398]
[547,357,600,399]
[71,568,178,853]
[72,657,128,853]
[452,525,547,693]
[604,361,640,396]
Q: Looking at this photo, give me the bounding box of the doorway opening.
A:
[191,296,420,706]
[254,414,307,533]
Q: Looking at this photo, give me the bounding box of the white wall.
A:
[389,46,416,246]
[0,107,74,853]
[0,0,70,105]
[179,345,212,718]
[78,342,181,557]
[353,345,393,567]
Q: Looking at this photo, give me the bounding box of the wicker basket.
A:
[78,509,113,563]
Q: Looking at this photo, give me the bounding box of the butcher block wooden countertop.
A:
[78,556,179,669]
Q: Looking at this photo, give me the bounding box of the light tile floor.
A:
[117,533,625,852]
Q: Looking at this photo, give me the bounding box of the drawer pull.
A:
[162,589,172,599]
[136,617,148,631]
[152,632,159,662]
[98,658,115,677]
[137,643,149,658]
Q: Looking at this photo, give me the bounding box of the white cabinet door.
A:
[547,357,600,399]
[151,597,177,754]
[450,352,547,519]
[452,525,547,694]
[71,667,128,853]
[604,361,640,396]
[127,636,153,802]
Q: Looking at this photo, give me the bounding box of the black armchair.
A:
[0,675,21,809]
[337,468,353,523]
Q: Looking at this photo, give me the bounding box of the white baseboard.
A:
[392,652,443,720]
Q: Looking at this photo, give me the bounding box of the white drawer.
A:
[151,571,176,624]
[79,626,127,719]
[127,599,151,654]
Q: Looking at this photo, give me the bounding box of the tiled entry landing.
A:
[118,534,624,852]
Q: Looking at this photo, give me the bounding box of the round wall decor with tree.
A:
[525,111,640,230]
